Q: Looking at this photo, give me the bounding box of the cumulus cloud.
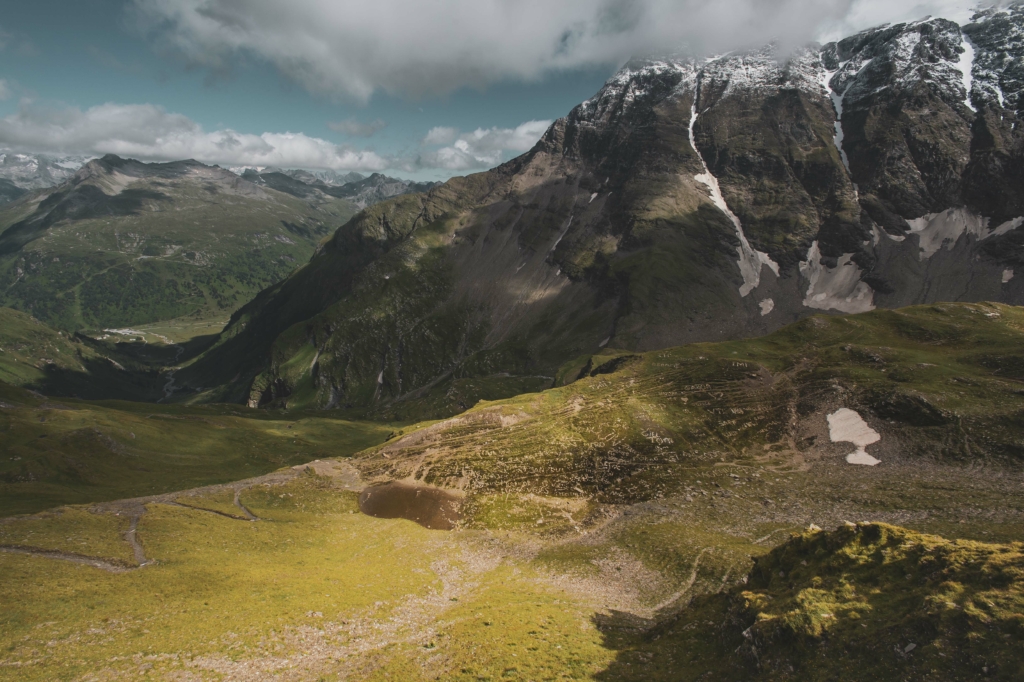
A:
[0,101,389,171]
[128,1,991,102]
[129,0,868,102]
[327,117,388,137]
[418,120,552,170]
[422,127,459,146]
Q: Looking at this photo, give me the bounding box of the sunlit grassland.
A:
[3,303,1024,679]
[0,381,394,517]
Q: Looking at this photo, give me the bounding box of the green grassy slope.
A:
[2,303,1024,678]
[358,301,1024,498]
[0,380,392,516]
[0,156,356,331]
[0,477,1020,680]
[0,306,179,401]
[598,522,1024,681]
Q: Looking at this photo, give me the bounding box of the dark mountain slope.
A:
[182,7,1024,414]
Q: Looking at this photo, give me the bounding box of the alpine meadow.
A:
[3,2,1024,681]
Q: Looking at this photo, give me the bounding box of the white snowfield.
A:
[799,241,875,314]
[827,408,881,466]
[688,102,779,298]
[905,208,1024,259]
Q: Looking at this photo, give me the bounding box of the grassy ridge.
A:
[357,302,1024,499]
[0,380,393,517]
[2,302,1024,678]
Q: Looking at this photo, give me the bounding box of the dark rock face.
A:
[829,18,974,221]
[0,179,27,206]
[188,5,1024,414]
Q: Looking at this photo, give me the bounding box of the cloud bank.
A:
[129,0,857,102]
[0,101,552,173]
[0,102,390,171]
[418,120,552,170]
[129,0,986,102]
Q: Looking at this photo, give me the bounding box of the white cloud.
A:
[819,0,982,41]
[418,120,552,170]
[0,101,389,172]
[422,126,459,146]
[327,117,388,137]
[0,80,11,101]
[130,0,870,102]
[128,1,991,102]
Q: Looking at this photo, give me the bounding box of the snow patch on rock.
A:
[957,32,977,111]
[689,102,779,297]
[702,44,825,98]
[799,241,874,313]
[759,298,774,316]
[1004,268,1015,283]
[820,64,853,173]
[576,57,696,123]
[906,208,1024,259]
[827,408,881,466]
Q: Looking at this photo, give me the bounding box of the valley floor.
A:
[2,448,1023,681]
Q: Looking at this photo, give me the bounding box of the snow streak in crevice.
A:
[688,94,778,297]
[820,65,853,174]
[958,31,977,112]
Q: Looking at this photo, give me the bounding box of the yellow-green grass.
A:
[0,480,444,680]
[3,469,1023,680]
[0,506,135,565]
[365,564,617,681]
[593,523,1024,681]
[174,489,247,519]
[0,381,395,517]
[357,302,1024,503]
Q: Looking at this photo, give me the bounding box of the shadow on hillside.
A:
[589,596,750,681]
[32,357,165,402]
[30,334,220,403]
[88,333,219,367]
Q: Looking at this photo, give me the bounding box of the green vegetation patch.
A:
[0,506,135,565]
[596,523,1024,681]
[0,381,392,516]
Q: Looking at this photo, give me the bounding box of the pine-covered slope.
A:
[183,6,1024,414]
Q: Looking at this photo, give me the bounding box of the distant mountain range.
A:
[0,154,435,209]
[176,5,1024,415]
[239,168,440,209]
[0,153,440,330]
[0,155,358,330]
[0,152,94,192]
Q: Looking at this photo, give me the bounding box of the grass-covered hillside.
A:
[0,306,179,401]
[0,380,393,517]
[2,302,1024,679]
[0,155,357,331]
[1,477,1021,680]
[358,301,1024,498]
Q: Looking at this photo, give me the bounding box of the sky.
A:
[0,0,986,181]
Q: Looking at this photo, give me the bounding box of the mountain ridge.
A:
[0,154,358,330]
[172,6,1024,414]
